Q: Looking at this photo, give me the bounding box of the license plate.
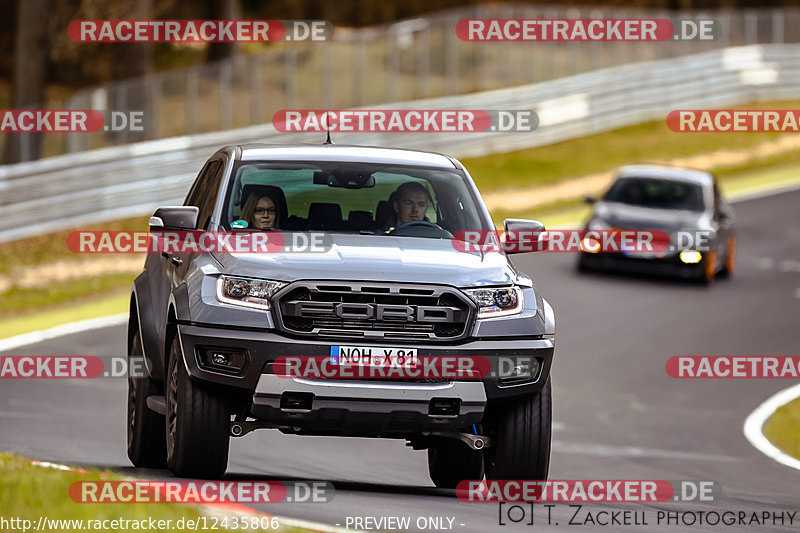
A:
[330,345,418,368]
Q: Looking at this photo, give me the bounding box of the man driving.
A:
[392,182,429,225]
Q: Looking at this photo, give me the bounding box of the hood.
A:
[593,202,708,231]
[215,234,518,287]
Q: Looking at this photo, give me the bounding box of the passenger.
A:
[392,182,430,226]
[241,190,282,229]
[625,182,645,205]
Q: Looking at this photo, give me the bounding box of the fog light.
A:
[212,352,231,366]
[680,249,702,264]
[198,347,247,373]
[499,357,541,383]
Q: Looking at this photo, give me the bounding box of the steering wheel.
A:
[389,220,453,238]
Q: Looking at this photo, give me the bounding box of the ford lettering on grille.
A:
[275,282,473,341]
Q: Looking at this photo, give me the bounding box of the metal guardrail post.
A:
[219,63,232,130]
[388,28,399,102]
[148,75,162,140]
[322,41,333,110]
[250,55,262,125]
[187,68,198,134]
[285,48,297,110]
[417,24,430,98]
[353,33,365,106]
[445,14,458,95]
[773,9,784,44]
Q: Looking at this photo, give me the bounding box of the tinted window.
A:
[196,161,225,229]
[604,177,705,212]
[185,160,222,209]
[221,161,491,236]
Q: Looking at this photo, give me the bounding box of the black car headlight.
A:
[216,276,286,310]
[464,286,525,318]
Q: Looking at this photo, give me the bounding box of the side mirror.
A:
[584,196,597,205]
[503,218,547,254]
[150,206,199,231]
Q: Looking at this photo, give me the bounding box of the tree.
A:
[207,0,241,62]
[3,0,51,163]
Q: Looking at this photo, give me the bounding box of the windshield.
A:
[603,177,706,212]
[220,161,491,237]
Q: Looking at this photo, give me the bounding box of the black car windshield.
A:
[221,161,492,236]
[603,177,706,212]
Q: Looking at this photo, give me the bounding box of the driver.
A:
[392,182,430,225]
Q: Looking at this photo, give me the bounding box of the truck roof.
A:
[236,144,458,169]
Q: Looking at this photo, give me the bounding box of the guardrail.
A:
[1,43,799,243]
[6,4,800,161]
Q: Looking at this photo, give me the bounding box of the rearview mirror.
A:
[584,196,597,205]
[150,206,199,231]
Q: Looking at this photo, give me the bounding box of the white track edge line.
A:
[743,383,800,472]
[28,459,349,533]
[0,313,128,352]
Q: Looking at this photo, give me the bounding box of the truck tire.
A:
[165,334,230,478]
[428,436,484,489]
[485,379,551,480]
[127,327,167,468]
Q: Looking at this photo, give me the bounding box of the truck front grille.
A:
[274,282,473,342]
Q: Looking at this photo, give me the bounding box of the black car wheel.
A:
[165,334,230,479]
[484,379,551,481]
[428,436,484,489]
[126,327,167,468]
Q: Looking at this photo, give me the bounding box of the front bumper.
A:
[250,375,486,435]
[579,250,705,278]
[176,323,554,402]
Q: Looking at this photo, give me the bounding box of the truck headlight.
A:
[464,286,524,318]
[216,276,286,310]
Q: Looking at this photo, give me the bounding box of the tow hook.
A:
[427,431,492,450]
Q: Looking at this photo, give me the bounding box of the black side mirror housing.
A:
[150,206,200,231]
[502,218,547,254]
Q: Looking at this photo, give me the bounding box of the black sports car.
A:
[578,165,736,284]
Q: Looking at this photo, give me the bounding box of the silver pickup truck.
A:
[126,144,555,486]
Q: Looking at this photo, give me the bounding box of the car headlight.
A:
[464,286,524,318]
[216,276,286,310]
[587,217,611,231]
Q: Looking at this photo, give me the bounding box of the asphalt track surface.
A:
[2,188,799,532]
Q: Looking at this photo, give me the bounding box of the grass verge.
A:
[0,453,311,533]
[0,293,129,339]
[463,99,800,192]
[0,273,135,320]
[763,398,800,461]
[0,217,148,277]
